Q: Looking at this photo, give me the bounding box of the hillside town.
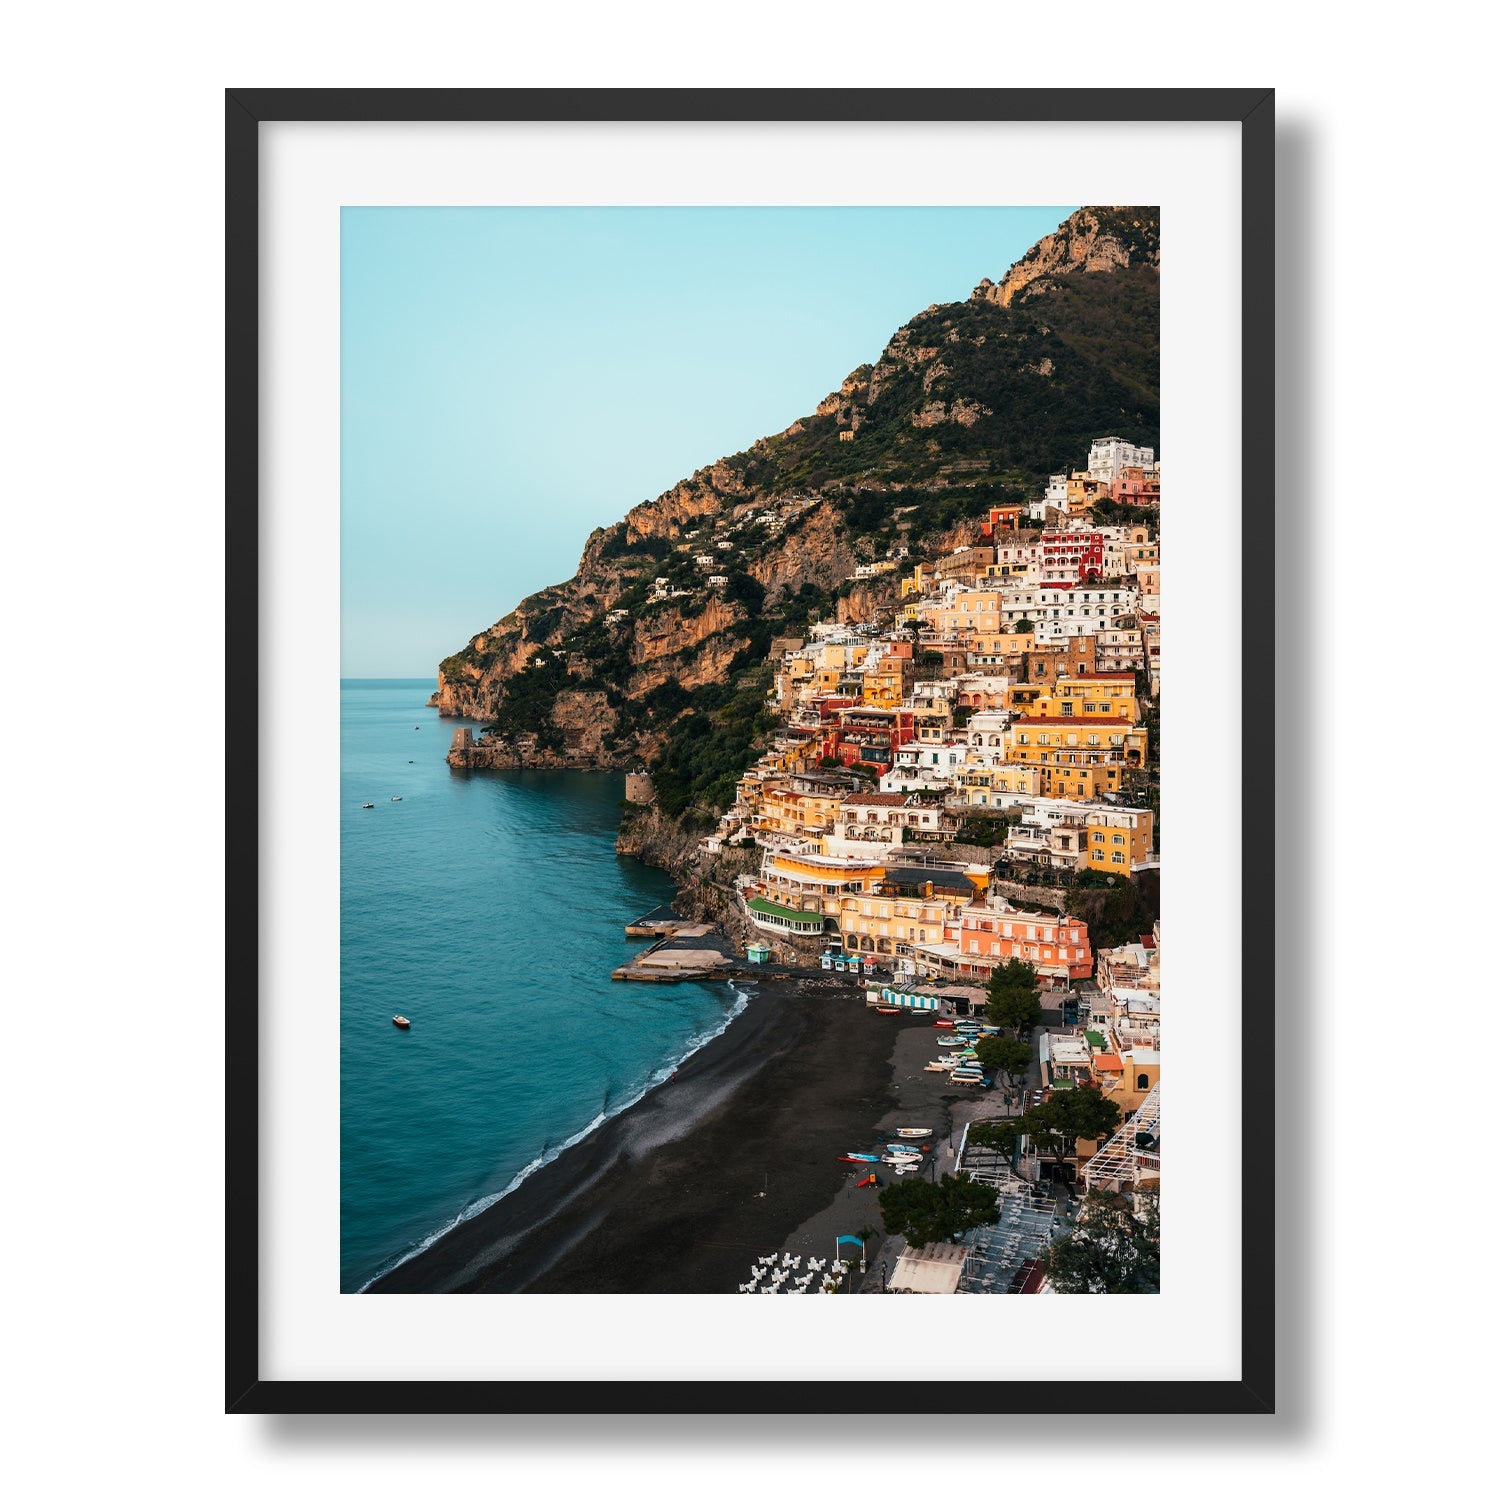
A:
[691,436,1162,1292]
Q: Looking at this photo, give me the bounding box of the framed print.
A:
[227,88,1274,1414]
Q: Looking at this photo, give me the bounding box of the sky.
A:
[341,205,1077,677]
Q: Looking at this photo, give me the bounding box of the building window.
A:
[1137,1073,1150,1090]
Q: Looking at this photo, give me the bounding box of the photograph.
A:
[340,203,1164,1298]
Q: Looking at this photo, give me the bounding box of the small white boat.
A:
[361,803,374,809]
[390,796,402,802]
[896,1127,933,1138]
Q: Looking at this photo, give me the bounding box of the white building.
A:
[1087,437,1156,483]
[999,582,1138,641]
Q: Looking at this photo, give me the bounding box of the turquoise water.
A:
[340,679,743,1292]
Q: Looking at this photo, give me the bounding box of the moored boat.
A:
[874,1006,902,1014]
[896,1127,933,1138]
[841,1152,881,1162]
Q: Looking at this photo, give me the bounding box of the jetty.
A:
[624,904,712,940]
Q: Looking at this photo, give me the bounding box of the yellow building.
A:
[752,785,845,840]
[863,656,913,708]
[951,763,1045,805]
[1039,762,1127,799]
[918,590,1005,638]
[757,848,888,919]
[1006,670,1139,724]
[1006,716,1149,769]
[900,563,932,599]
[835,865,989,957]
[1084,807,1155,873]
[1066,474,1110,514]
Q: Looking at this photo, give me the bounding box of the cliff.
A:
[437,206,1159,815]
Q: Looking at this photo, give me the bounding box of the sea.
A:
[340,678,745,1292]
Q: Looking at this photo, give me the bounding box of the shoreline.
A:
[367,973,947,1294]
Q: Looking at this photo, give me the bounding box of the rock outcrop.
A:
[973,205,1160,309]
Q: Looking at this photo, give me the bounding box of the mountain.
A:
[435,206,1159,814]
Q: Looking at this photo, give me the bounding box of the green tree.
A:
[1027,1090,1123,1167]
[878,1172,1001,1249]
[974,1034,1031,1086]
[986,987,1042,1037]
[987,958,1037,997]
[966,1120,1021,1156]
[1038,1189,1159,1293]
[985,957,1041,1035]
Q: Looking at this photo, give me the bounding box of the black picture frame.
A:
[226,86,1275,1416]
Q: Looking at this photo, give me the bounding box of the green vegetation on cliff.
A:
[435,206,1160,787]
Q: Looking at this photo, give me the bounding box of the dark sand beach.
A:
[369,974,966,1294]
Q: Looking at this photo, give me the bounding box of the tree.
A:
[966,1120,1021,1156]
[1012,616,1035,633]
[974,1034,1031,1086]
[988,958,1038,995]
[1038,1189,1159,1293]
[1026,1089,1123,1166]
[986,986,1042,1037]
[878,1172,1000,1249]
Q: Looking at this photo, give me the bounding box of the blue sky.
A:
[341,206,1075,677]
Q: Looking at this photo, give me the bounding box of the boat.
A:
[392,1016,411,1029]
[933,1019,955,1029]
[841,1152,881,1162]
[894,1164,920,1175]
[896,1127,933,1138]
[924,1061,954,1072]
[874,1006,902,1015]
[361,803,374,809]
[882,1153,921,1166]
[390,796,403,802]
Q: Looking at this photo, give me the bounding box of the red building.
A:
[819,707,899,769]
[1112,467,1160,506]
[979,504,1025,538]
[1041,530,1104,582]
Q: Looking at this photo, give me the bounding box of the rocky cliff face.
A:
[973,206,1160,309]
[432,206,1159,808]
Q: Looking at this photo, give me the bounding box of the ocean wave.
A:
[356,979,751,1292]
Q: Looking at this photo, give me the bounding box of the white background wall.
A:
[1,1,1486,1494]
